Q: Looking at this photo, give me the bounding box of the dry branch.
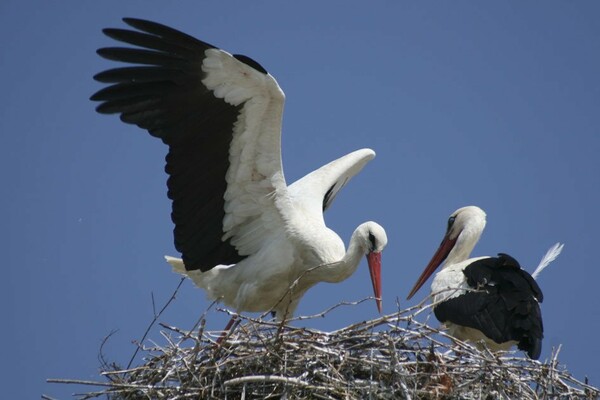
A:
[47,300,599,399]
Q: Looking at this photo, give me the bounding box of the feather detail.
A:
[531,242,564,280]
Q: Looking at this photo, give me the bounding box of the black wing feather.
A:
[91,18,248,271]
[434,253,544,359]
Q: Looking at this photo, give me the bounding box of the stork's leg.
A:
[216,315,240,344]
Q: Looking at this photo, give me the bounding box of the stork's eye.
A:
[368,232,377,251]
[447,216,456,231]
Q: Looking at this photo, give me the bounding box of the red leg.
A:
[216,315,238,344]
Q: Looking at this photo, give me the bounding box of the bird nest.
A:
[48,298,598,400]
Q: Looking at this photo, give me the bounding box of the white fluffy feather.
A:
[531,242,564,280]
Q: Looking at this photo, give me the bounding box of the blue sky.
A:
[2,2,599,398]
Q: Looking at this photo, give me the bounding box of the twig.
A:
[126,277,185,369]
[48,300,599,400]
[224,375,311,387]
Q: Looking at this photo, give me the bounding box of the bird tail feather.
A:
[165,255,186,274]
[531,242,564,280]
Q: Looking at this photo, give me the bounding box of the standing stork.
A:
[406,206,545,359]
[91,18,387,322]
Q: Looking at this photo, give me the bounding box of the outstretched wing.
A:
[91,18,287,271]
[287,148,375,223]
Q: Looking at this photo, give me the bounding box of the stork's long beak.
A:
[406,235,457,300]
[367,252,382,313]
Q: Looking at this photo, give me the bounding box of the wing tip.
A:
[122,17,153,29]
[356,147,376,159]
[524,337,542,360]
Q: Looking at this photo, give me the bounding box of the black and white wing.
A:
[434,254,544,359]
[91,18,287,271]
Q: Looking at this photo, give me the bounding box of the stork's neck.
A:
[318,227,368,283]
[444,224,483,267]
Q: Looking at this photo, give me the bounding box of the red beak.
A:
[367,252,382,313]
[406,235,457,300]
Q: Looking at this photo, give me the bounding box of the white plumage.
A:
[91,18,387,321]
[531,242,564,280]
[407,206,551,359]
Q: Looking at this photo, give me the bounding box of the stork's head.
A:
[358,221,387,313]
[406,206,486,300]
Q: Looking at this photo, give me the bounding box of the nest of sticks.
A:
[48,295,599,400]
